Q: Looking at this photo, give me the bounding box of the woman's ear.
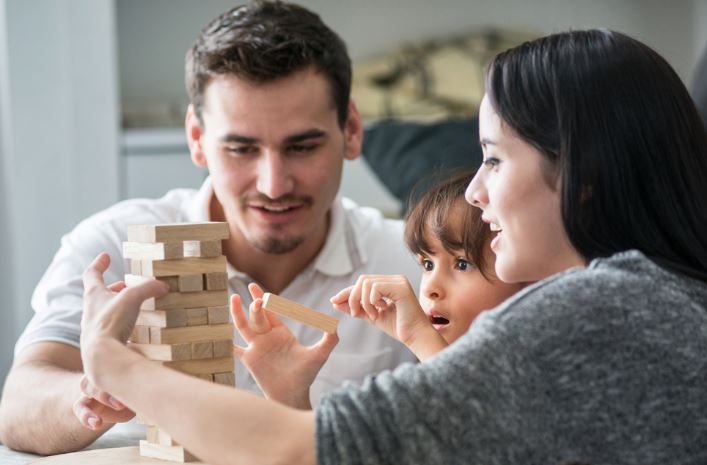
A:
[185,105,207,168]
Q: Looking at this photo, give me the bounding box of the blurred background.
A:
[1,0,706,385]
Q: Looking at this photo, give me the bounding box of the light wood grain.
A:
[127,222,229,243]
[262,293,338,333]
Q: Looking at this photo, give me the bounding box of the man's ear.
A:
[185,104,207,168]
[343,100,363,161]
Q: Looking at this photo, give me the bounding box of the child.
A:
[231,169,523,407]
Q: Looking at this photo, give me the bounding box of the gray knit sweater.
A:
[316,250,707,464]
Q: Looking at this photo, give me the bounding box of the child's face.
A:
[418,232,522,344]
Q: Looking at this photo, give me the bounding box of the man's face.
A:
[186,67,361,256]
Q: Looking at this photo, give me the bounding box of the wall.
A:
[0,0,121,383]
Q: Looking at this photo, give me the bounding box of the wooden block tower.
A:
[123,222,233,463]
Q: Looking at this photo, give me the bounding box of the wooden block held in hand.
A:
[141,289,228,311]
[128,222,229,243]
[183,240,222,258]
[178,274,204,292]
[262,293,338,333]
[207,305,229,324]
[125,274,179,293]
[123,241,183,260]
[136,309,187,328]
[212,339,232,358]
[129,325,150,344]
[204,272,228,291]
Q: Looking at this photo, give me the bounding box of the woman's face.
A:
[465,95,585,283]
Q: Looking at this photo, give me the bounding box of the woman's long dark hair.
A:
[486,29,707,279]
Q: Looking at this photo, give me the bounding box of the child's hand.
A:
[230,283,339,409]
[330,275,433,349]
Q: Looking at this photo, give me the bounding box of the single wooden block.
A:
[178,274,203,292]
[212,339,232,358]
[141,289,228,311]
[186,307,208,326]
[149,324,233,345]
[145,425,158,443]
[129,342,192,361]
[207,305,229,324]
[136,309,187,328]
[139,440,197,462]
[163,356,234,375]
[125,274,180,293]
[123,241,183,260]
[213,371,235,387]
[129,325,150,344]
[262,293,338,333]
[192,373,213,382]
[191,341,213,360]
[130,260,142,275]
[138,256,227,278]
[204,272,228,291]
[152,427,177,447]
[183,240,222,258]
[128,222,229,243]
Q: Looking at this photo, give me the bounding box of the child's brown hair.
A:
[404,169,493,279]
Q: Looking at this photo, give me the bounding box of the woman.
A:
[78,29,707,464]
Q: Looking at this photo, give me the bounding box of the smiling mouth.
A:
[253,204,300,213]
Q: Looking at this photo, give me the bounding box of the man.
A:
[0,1,419,454]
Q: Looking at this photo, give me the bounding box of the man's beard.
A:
[250,234,305,255]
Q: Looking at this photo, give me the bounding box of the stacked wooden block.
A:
[123,222,233,463]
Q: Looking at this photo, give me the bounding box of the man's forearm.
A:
[0,361,107,454]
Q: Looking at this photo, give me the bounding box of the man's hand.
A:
[231,283,338,409]
[72,376,135,430]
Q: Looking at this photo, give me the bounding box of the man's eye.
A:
[454,258,473,271]
[289,144,317,153]
[225,146,257,155]
[420,259,433,271]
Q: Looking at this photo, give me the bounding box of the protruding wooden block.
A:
[141,289,228,311]
[183,240,222,258]
[178,274,204,292]
[204,272,228,291]
[192,373,213,382]
[191,341,213,360]
[163,356,234,375]
[262,293,338,333]
[207,305,229,324]
[129,342,192,361]
[128,222,229,243]
[129,325,150,344]
[139,440,197,462]
[123,241,184,260]
[137,256,227,278]
[186,307,208,326]
[136,309,187,328]
[212,339,232,358]
[125,274,180,293]
[213,371,235,387]
[149,324,233,345]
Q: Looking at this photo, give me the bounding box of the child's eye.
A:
[454,258,473,271]
[420,258,434,271]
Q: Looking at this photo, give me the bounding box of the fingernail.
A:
[87,416,99,428]
[108,396,123,409]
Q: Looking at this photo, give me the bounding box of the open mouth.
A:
[255,204,300,213]
[428,314,450,329]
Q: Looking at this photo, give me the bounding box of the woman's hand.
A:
[231,283,338,409]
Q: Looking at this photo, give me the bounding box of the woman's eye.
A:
[420,259,434,271]
[482,156,499,168]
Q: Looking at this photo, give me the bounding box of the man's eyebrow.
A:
[284,129,328,144]
[219,134,259,144]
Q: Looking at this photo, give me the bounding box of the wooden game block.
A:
[191,341,213,360]
[128,222,229,243]
[129,342,192,361]
[262,293,338,333]
[149,324,233,345]
[204,272,228,291]
[130,260,142,275]
[186,307,208,326]
[212,339,232,358]
[122,241,183,260]
[141,289,228,311]
[178,274,203,292]
[125,274,180,293]
[139,440,197,462]
[136,309,187,328]
[213,372,235,387]
[192,373,213,382]
[149,427,176,447]
[137,256,227,277]
[163,356,234,375]
[145,425,158,443]
[207,305,229,324]
[129,325,150,344]
[183,240,222,258]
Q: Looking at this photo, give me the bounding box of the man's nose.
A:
[256,151,294,199]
